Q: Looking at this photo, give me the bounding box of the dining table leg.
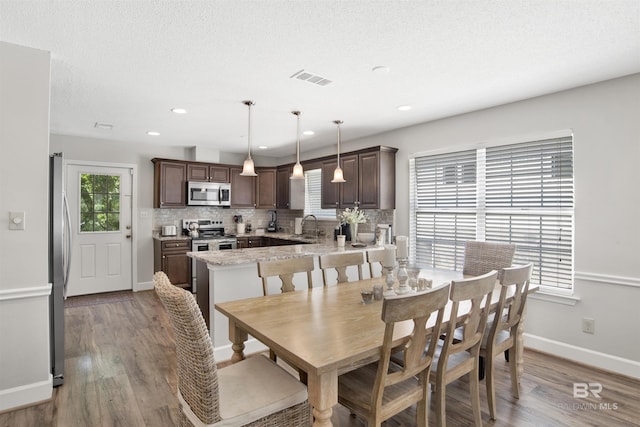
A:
[307,370,338,427]
[228,319,248,363]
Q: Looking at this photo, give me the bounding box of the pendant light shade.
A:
[240,100,258,176]
[290,110,304,179]
[331,120,346,183]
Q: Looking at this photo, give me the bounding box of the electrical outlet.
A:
[582,318,595,334]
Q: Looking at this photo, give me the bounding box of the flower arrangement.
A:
[339,207,368,224]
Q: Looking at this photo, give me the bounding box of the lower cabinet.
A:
[154,239,191,290]
[236,236,264,248]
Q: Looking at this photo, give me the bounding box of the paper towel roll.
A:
[294,218,303,235]
[237,223,245,234]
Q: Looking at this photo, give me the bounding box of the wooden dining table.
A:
[215,268,537,427]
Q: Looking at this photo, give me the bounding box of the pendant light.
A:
[290,111,304,179]
[331,120,346,183]
[240,100,257,176]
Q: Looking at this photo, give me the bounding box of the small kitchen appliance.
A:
[161,225,177,236]
[267,210,277,232]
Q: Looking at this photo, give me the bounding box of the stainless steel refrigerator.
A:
[49,153,71,387]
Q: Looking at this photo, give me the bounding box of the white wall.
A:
[0,42,53,409]
[50,72,640,377]
[341,74,640,376]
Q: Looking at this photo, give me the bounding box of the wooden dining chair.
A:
[366,248,386,278]
[153,272,311,427]
[319,252,365,285]
[462,241,516,277]
[338,284,450,427]
[481,263,533,420]
[430,270,497,427]
[257,256,314,296]
[256,256,314,383]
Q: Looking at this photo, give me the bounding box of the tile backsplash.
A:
[153,207,394,237]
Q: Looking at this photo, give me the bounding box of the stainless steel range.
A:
[182,219,237,292]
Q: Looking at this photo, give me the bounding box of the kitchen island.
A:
[188,239,382,360]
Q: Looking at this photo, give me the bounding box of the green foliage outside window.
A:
[80,174,120,232]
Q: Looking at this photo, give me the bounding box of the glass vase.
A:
[350,223,358,242]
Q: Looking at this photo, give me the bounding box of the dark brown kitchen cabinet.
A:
[187,163,230,183]
[153,239,191,290]
[276,166,291,208]
[230,167,256,208]
[236,236,264,248]
[339,154,359,208]
[277,165,305,210]
[256,168,277,209]
[321,159,340,209]
[319,146,397,210]
[152,159,187,208]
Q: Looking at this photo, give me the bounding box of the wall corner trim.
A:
[0,284,51,301]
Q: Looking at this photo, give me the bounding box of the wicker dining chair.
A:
[462,241,516,277]
[153,272,311,427]
[338,284,450,427]
[430,270,497,427]
[481,263,533,420]
[319,252,365,285]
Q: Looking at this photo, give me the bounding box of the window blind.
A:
[304,169,336,220]
[410,135,574,290]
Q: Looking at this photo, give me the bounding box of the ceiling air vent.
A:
[290,69,332,86]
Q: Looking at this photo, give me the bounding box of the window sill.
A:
[529,290,580,306]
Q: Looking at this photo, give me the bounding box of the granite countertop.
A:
[188,241,383,266]
[152,233,192,242]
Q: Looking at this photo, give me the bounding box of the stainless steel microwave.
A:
[187,181,231,206]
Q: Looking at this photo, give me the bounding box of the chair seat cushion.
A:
[180,355,308,427]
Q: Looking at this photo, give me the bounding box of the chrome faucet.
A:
[301,214,318,240]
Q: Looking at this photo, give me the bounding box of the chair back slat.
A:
[366,249,386,278]
[319,252,364,285]
[258,256,314,295]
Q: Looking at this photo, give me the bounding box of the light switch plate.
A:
[9,211,26,230]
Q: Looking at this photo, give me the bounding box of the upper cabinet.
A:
[152,159,187,208]
[277,165,305,210]
[187,163,230,183]
[255,168,277,209]
[320,146,397,210]
[229,167,256,208]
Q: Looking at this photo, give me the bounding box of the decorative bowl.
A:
[357,232,375,243]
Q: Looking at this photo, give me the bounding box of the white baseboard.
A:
[0,375,52,412]
[214,339,268,362]
[524,333,640,379]
[135,281,154,292]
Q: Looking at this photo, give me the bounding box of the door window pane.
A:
[80,173,121,232]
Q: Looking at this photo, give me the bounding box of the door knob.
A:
[126,234,131,239]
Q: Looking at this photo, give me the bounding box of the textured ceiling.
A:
[1,1,639,158]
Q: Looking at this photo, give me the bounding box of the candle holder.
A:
[396,257,411,294]
[383,265,396,296]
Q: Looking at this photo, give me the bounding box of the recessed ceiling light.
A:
[372,65,390,74]
[147,131,160,136]
[94,122,113,130]
[171,108,187,114]
[258,145,268,150]
[302,130,315,136]
[397,105,412,111]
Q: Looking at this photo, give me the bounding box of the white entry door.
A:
[66,164,133,296]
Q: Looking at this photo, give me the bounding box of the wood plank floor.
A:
[1,290,638,426]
